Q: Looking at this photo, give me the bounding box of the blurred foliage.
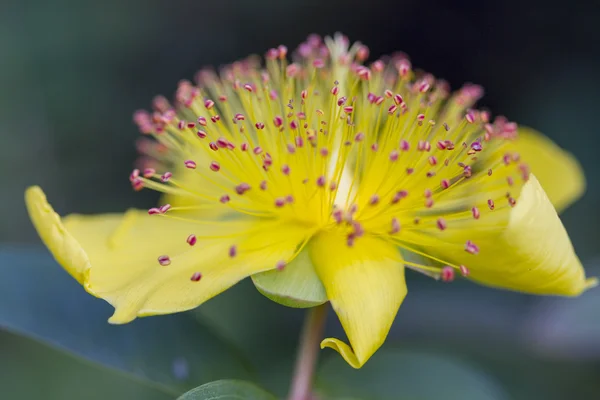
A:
[177,380,276,400]
[2,0,600,398]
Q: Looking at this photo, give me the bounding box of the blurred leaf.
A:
[176,380,276,400]
[0,330,172,400]
[0,246,252,394]
[316,349,509,400]
[522,280,600,360]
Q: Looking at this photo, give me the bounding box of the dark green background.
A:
[1,0,599,398]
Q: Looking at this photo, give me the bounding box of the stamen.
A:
[190,272,202,282]
[158,255,171,266]
[186,234,197,246]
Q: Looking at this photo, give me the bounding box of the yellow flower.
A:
[26,33,595,369]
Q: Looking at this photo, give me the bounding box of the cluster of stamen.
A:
[129,33,529,282]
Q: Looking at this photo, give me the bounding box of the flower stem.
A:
[287,303,329,400]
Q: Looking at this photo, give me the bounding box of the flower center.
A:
[129,33,529,280]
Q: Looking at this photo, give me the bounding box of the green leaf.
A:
[0,330,173,400]
[177,380,277,400]
[252,249,327,308]
[0,247,252,394]
[317,349,509,400]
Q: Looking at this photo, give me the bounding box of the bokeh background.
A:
[2,0,600,399]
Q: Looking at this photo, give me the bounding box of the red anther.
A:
[320,148,329,157]
[197,130,207,138]
[371,143,379,152]
[463,165,472,178]
[459,265,469,276]
[266,48,278,59]
[395,59,410,77]
[290,120,298,130]
[425,198,434,208]
[235,183,251,195]
[190,272,202,282]
[400,140,410,151]
[204,99,215,109]
[375,96,385,105]
[313,58,325,68]
[388,105,398,114]
[441,266,454,282]
[301,90,308,99]
[329,181,337,191]
[296,136,304,147]
[393,94,403,105]
[234,113,245,121]
[159,204,171,214]
[210,161,220,172]
[369,194,380,205]
[389,150,399,161]
[343,106,354,114]
[259,180,267,190]
[355,132,365,142]
[488,199,495,210]
[255,122,265,130]
[216,137,228,148]
[241,143,249,151]
[281,164,291,175]
[273,116,283,127]
[337,96,347,106]
[209,142,218,151]
[161,172,172,182]
[331,86,339,96]
[316,176,326,187]
[406,168,414,175]
[184,160,197,169]
[465,240,480,255]
[356,66,371,80]
[333,209,343,224]
[440,179,450,189]
[210,115,221,123]
[285,195,294,204]
[424,189,433,198]
[384,89,393,98]
[129,169,140,182]
[148,208,161,215]
[177,120,186,130]
[274,197,285,207]
[286,63,299,77]
[417,114,425,122]
[372,60,384,72]
[465,111,476,124]
[428,156,438,166]
[229,245,237,258]
[253,146,263,155]
[472,206,480,219]
[356,45,369,61]
[243,83,253,92]
[471,141,482,152]
[219,95,228,102]
[186,234,197,246]
[219,195,230,203]
[436,218,447,231]
[142,168,155,178]
[158,255,171,266]
[276,260,286,271]
[508,197,517,207]
[390,217,401,234]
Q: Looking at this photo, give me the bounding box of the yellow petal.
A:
[309,232,407,368]
[509,127,585,212]
[408,175,595,295]
[25,186,311,323]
